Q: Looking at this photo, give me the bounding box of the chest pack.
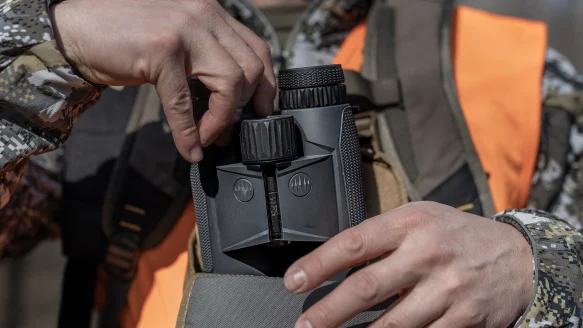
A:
[177,0,583,326]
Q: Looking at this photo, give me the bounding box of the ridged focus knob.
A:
[278,64,345,89]
[278,65,348,110]
[240,116,297,164]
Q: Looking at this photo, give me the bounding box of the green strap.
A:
[544,91,583,123]
[344,70,401,108]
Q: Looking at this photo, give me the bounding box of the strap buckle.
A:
[355,110,381,160]
[105,225,140,281]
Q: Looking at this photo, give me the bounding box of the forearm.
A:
[0,0,102,209]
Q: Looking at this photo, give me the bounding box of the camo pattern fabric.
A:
[283,0,372,68]
[0,150,62,260]
[529,48,583,232]
[494,209,583,328]
[0,0,101,259]
[220,0,284,73]
[0,0,100,208]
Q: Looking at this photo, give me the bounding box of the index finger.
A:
[283,206,416,294]
[210,2,276,116]
[192,40,245,147]
[225,18,275,116]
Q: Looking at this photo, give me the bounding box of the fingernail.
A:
[284,268,307,292]
[295,319,312,328]
[190,146,203,162]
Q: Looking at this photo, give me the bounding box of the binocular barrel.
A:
[190,65,365,277]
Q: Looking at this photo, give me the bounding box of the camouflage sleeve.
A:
[528,47,583,229]
[0,150,62,260]
[493,209,583,328]
[0,0,102,210]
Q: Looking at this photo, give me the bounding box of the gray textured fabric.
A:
[383,0,467,198]
[185,274,385,327]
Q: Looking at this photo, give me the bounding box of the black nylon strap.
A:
[96,84,189,327]
[100,278,133,328]
[99,223,141,328]
[344,70,401,110]
[57,257,99,328]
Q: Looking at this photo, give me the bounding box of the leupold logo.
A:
[233,179,254,202]
[289,173,312,197]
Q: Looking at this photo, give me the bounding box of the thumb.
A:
[155,62,203,163]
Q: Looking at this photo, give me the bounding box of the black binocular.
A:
[190,64,365,277]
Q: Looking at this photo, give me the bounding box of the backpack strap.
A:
[58,84,190,328]
[57,256,100,328]
[99,83,191,328]
[341,1,421,202]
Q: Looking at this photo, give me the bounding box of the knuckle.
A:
[397,206,426,228]
[377,315,406,328]
[415,241,452,267]
[173,11,194,29]
[352,271,381,303]
[150,32,182,54]
[194,0,219,18]
[440,271,466,297]
[458,303,485,324]
[228,66,245,86]
[246,55,264,83]
[164,91,191,114]
[176,124,198,140]
[255,39,272,58]
[310,303,335,328]
[304,253,324,276]
[342,229,367,257]
[216,66,244,92]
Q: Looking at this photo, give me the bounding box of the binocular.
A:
[190,65,365,277]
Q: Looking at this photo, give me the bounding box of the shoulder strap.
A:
[346,0,494,215]
[342,1,421,201]
[99,83,191,328]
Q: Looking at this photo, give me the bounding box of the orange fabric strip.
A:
[332,22,366,72]
[453,6,547,211]
[95,201,195,328]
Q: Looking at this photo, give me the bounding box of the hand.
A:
[51,0,275,162]
[284,202,534,328]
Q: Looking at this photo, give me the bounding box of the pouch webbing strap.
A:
[100,280,133,328]
[345,0,422,201]
[57,257,99,328]
[98,85,155,328]
[100,226,140,328]
[99,84,190,328]
[344,70,401,109]
[355,111,419,203]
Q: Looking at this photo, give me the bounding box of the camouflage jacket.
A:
[0,0,583,327]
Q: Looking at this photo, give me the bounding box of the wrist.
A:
[491,209,583,328]
[49,1,81,69]
[500,220,534,313]
[492,211,537,327]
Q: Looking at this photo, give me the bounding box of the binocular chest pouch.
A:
[191,65,366,277]
[182,65,383,328]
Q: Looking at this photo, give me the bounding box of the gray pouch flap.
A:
[183,274,387,327]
